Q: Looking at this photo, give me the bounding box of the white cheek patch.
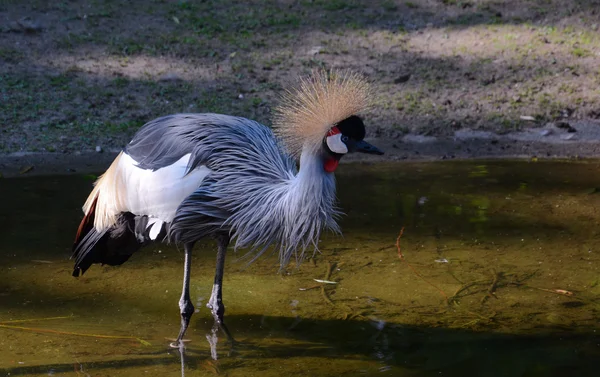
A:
[326,133,348,154]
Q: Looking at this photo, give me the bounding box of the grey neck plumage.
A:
[227,146,341,266]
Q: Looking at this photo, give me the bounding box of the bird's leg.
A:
[207,234,234,342]
[170,242,195,348]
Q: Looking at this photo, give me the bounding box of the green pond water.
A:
[0,160,599,376]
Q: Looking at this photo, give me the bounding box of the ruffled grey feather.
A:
[144,114,342,266]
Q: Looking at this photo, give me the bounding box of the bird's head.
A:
[273,70,384,173]
[322,115,384,172]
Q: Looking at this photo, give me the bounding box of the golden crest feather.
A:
[272,70,371,158]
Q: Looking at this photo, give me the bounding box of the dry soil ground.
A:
[2,0,600,175]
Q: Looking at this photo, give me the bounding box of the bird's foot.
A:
[167,338,191,348]
[170,297,195,348]
[206,285,224,319]
[206,285,234,342]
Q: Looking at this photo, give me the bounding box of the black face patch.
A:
[336,115,366,141]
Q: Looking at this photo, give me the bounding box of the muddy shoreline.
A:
[4,127,600,178]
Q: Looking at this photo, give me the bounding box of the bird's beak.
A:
[354,140,384,155]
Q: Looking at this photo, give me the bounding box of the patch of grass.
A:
[55,32,96,50]
[571,46,591,58]
[251,97,263,107]
[558,83,576,94]
[175,0,197,11]
[448,12,487,26]
[108,37,148,56]
[193,92,238,115]
[319,0,352,11]
[188,14,226,37]
[112,77,130,88]
[0,47,25,63]
[538,93,567,119]
[49,74,73,89]
[105,120,145,133]
[397,91,426,114]
[382,0,398,11]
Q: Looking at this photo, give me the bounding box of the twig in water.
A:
[0,323,151,345]
[0,315,73,324]
[449,281,481,305]
[321,287,334,305]
[321,262,336,305]
[299,284,321,291]
[377,244,396,252]
[396,228,449,303]
[513,284,574,297]
[313,279,337,284]
[449,271,536,305]
[545,289,573,296]
[481,269,501,305]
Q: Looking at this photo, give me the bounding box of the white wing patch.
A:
[120,153,211,222]
[148,218,164,240]
[88,152,211,231]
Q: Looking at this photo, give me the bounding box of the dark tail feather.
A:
[72,212,145,277]
[72,227,109,277]
[74,195,98,247]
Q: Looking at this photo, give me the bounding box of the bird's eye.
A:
[341,135,349,142]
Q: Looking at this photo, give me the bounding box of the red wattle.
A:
[324,158,339,173]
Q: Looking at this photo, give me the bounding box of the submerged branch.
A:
[0,323,151,346]
[481,269,501,305]
[321,262,336,306]
[0,315,74,324]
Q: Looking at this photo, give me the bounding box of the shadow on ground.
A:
[1,0,600,154]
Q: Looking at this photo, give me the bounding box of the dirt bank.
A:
[3,119,600,178]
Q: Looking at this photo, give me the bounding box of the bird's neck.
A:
[292,148,340,205]
[220,146,340,267]
[267,148,338,260]
[296,149,332,183]
[290,148,339,225]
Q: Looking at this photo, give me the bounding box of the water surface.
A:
[1,160,599,376]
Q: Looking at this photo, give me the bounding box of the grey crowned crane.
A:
[71,70,383,350]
